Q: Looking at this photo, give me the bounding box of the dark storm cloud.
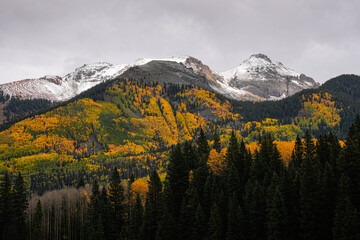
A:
[0,0,359,83]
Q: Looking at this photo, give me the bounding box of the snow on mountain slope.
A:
[0,54,318,102]
[219,54,319,100]
[0,57,189,102]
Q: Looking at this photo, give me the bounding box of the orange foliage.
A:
[130,178,149,203]
[207,148,227,176]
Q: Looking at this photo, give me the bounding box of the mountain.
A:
[0,57,188,102]
[220,54,319,100]
[0,72,358,194]
[0,54,318,102]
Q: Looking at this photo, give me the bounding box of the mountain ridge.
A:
[0,54,319,102]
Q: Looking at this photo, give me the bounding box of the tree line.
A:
[1,116,360,239]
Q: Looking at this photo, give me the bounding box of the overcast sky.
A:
[0,0,359,84]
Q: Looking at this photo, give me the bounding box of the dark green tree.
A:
[11,172,28,240]
[167,144,189,219]
[226,193,245,240]
[0,171,12,239]
[333,175,360,240]
[31,200,43,240]
[140,170,163,240]
[212,127,221,153]
[108,167,125,238]
[207,203,223,240]
[129,193,143,240]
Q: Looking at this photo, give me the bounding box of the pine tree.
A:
[31,200,43,240]
[303,130,316,162]
[207,203,223,240]
[129,193,143,240]
[299,148,322,240]
[167,144,188,219]
[192,204,206,240]
[108,167,125,238]
[155,206,177,240]
[183,141,197,171]
[226,193,245,240]
[267,186,288,240]
[212,127,221,153]
[11,172,28,240]
[333,175,360,240]
[225,131,239,169]
[100,187,113,240]
[178,199,194,240]
[197,128,210,163]
[0,171,12,239]
[290,135,303,169]
[87,179,104,240]
[244,179,266,240]
[140,170,163,240]
[338,115,360,210]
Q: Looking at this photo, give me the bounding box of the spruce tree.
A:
[87,180,104,240]
[226,193,245,240]
[100,187,113,240]
[212,127,221,153]
[333,175,360,240]
[192,204,206,240]
[197,128,210,162]
[140,170,163,240]
[337,115,360,210]
[129,193,143,240]
[167,144,188,219]
[0,171,12,239]
[108,167,125,238]
[11,172,28,240]
[31,200,44,240]
[207,203,223,240]
[155,206,177,240]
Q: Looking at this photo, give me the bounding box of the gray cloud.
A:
[0,0,359,83]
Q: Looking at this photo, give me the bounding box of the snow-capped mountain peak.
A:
[0,54,319,102]
[218,54,319,100]
[0,57,191,102]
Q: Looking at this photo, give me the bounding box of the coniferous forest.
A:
[1,116,360,240]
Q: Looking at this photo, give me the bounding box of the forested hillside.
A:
[0,75,359,195]
[1,116,360,239]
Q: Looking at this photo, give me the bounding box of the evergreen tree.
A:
[197,128,210,162]
[290,135,303,169]
[192,204,206,240]
[333,175,360,240]
[225,131,239,169]
[226,193,245,240]
[31,200,43,240]
[108,167,125,238]
[129,193,143,240]
[0,171,12,240]
[140,170,163,240]
[299,148,322,240]
[100,187,113,240]
[212,127,221,153]
[11,172,28,240]
[337,115,360,210]
[167,144,188,219]
[156,206,177,240]
[267,186,288,240]
[207,203,223,240]
[87,180,104,240]
[244,180,266,240]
